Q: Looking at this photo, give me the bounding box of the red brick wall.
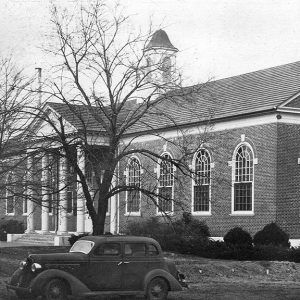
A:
[119,122,281,237]
[276,123,300,238]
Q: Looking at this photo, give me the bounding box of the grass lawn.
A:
[1,247,300,299]
[1,246,300,283]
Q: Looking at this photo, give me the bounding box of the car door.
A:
[121,242,149,290]
[87,242,123,291]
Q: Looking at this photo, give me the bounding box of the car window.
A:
[124,243,146,257]
[94,243,121,256]
[148,244,159,256]
[70,240,95,254]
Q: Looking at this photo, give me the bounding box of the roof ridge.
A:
[184,60,300,90]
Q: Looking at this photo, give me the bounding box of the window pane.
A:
[148,244,159,256]
[95,243,121,256]
[234,182,252,211]
[7,195,14,214]
[158,186,172,212]
[127,158,141,213]
[158,154,174,213]
[194,185,209,212]
[234,145,253,211]
[125,243,146,257]
[194,150,211,212]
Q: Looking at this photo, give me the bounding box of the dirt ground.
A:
[1,247,300,299]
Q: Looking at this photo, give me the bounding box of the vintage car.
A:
[7,235,187,300]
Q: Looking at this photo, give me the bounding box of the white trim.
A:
[192,212,212,216]
[191,148,212,216]
[230,212,255,216]
[231,142,255,215]
[278,91,300,108]
[122,113,281,144]
[124,212,141,217]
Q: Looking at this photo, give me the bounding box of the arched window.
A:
[126,157,141,214]
[193,149,211,213]
[6,172,15,215]
[158,153,174,213]
[233,144,254,212]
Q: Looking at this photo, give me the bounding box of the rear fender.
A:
[30,269,90,296]
[143,269,182,292]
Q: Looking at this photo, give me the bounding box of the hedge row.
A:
[125,214,300,262]
[0,219,25,241]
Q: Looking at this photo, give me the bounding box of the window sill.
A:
[156,212,174,217]
[22,213,28,216]
[192,212,211,216]
[6,213,15,216]
[124,212,141,217]
[230,212,254,216]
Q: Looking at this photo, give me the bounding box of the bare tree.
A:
[26,0,219,235]
[0,56,38,220]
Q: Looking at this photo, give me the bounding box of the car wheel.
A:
[44,278,69,300]
[146,277,168,300]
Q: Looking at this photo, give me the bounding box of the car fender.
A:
[30,269,91,296]
[143,269,182,292]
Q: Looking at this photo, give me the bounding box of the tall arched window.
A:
[126,157,141,214]
[6,172,15,215]
[233,144,254,212]
[158,153,174,213]
[193,149,211,213]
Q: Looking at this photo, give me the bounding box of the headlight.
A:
[19,260,27,270]
[31,263,42,272]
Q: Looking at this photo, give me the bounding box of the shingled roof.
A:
[46,60,300,135]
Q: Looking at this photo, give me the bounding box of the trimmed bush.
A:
[253,222,290,248]
[0,220,25,241]
[224,227,253,248]
[125,213,210,255]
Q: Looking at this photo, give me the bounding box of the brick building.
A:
[3,30,300,244]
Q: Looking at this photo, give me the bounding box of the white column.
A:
[41,154,49,234]
[26,156,35,233]
[58,151,68,235]
[76,145,85,234]
[110,174,117,234]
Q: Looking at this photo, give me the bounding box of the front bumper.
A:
[178,272,188,288]
[6,283,31,294]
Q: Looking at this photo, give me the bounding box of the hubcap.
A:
[50,285,61,298]
[152,284,162,296]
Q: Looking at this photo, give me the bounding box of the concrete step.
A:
[13,239,54,246]
[14,233,58,245]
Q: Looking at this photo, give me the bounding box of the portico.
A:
[24,144,118,237]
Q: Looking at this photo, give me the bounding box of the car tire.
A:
[146,277,168,300]
[44,278,69,300]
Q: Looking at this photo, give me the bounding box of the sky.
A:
[1,0,300,85]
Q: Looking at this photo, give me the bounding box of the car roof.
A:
[79,235,160,245]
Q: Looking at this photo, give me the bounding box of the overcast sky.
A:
[1,0,300,85]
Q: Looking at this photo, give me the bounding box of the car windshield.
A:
[70,240,95,254]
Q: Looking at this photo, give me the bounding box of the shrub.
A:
[0,220,25,241]
[68,233,90,246]
[289,247,300,263]
[253,222,290,248]
[251,245,290,261]
[125,213,210,255]
[224,227,253,248]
